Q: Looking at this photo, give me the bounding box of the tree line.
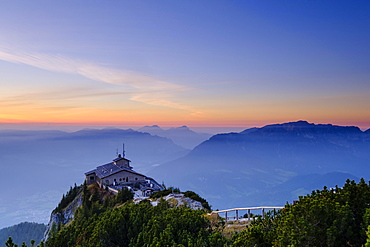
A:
[0,222,45,247]
[7,179,370,246]
[233,179,370,246]
[46,183,225,246]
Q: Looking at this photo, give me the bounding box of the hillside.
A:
[148,121,370,209]
[43,183,225,246]
[33,179,370,246]
[0,222,46,246]
[232,179,370,246]
[0,128,188,229]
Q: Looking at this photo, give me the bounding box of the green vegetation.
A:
[149,187,181,199]
[4,236,44,247]
[0,222,46,247]
[53,184,82,214]
[46,183,225,246]
[8,179,370,246]
[232,179,370,246]
[149,187,211,210]
[116,187,134,204]
[183,191,211,211]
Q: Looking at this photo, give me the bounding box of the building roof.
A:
[113,155,131,163]
[85,162,146,179]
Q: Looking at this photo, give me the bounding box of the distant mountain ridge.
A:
[0,128,189,229]
[2,122,369,229]
[148,121,370,209]
[239,121,369,136]
[138,125,212,149]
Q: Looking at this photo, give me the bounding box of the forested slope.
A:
[0,222,46,246]
[45,184,226,247]
[233,179,370,246]
[8,179,370,246]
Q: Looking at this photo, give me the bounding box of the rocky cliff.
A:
[42,183,209,243]
[43,192,83,242]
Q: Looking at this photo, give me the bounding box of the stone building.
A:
[85,154,147,187]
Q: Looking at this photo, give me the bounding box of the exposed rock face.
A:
[150,193,204,210]
[43,193,83,241]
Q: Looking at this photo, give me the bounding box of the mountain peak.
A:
[150,121,370,211]
[288,120,310,126]
[265,120,311,128]
[143,125,161,129]
[137,125,164,133]
[173,126,190,130]
[261,121,362,136]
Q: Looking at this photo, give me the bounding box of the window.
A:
[135,177,138,180]
[90,176,94,181]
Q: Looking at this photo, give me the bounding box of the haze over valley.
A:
[1,121,370,229]
[0,2,369,243]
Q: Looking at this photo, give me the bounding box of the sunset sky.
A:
[0,1,369,130]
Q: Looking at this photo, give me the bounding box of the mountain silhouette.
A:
[148,121,370,209]
[138,125,212,149]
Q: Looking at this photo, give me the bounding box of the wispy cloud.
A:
[0,88,134,102]
[0,45,201,115]
[0,88,134,114]
[131,93,205,117]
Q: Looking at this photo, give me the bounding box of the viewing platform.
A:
[210,206,284,222]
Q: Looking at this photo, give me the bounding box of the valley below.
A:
[1,121,370,231]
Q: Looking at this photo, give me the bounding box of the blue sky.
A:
[0,1,369,129]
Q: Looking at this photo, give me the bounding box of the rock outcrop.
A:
[149,193,205,210]
[43,193,83,241]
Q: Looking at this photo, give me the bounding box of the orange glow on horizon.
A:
[1,117,369,130]
[1,100,370,130]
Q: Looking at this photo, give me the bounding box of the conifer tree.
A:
[5,236,16,247]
